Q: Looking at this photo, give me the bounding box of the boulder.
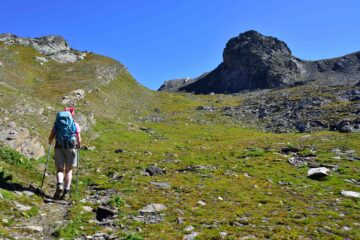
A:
[307,167,330,179]
[145,166,165,176]
[139,203,167,213]
[96,206,117,221]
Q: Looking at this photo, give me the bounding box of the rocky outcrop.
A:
[0,122,44,159]
[159,30,360,94]
[158,78,197,92]
[0,33,86,63]
[158,73,208,92]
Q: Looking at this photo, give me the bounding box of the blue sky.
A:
[1,0,360,89]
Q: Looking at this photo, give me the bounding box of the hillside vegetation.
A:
[0,38,360,239]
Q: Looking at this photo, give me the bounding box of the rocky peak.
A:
[159,30,360,94]
[0,33,86,63]
[223,30,292,68]
[171,30,305,93]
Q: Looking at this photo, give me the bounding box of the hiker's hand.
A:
[48,138,53,145]
[76,142,81,149]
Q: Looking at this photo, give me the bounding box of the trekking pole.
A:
[40,144,52,190]
[75,147,80,201]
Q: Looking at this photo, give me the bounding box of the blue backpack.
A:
[54,111,77,148]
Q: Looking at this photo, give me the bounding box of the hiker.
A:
[48,107,81,200]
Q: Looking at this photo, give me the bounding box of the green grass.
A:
[0,147,34,169]
[0,43,360,239]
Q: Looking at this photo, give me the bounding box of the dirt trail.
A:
[9,197,70,240]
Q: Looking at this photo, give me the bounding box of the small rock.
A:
[139,170,150,176]
[307,167,330,179]
[342,226,352,231]
[0,193,4,199]
[341,190,360,198]
[219,232,228,238]
[145,165,164,176]
[239,235,256,240]
[133,213,164,224]
[183,232,199,240]
[139,203,167,213]
[176,217,184,225]
[197,200,206,206]
[244,173,251,178]
[150,181,171,189]
[14,202,32,211]
[14,191,23,196]
[114,148,124,153]
[22,190,34,196]
[35,56,49,63]
[81,146,96,151]
[24,225,43,232]
[184,225,194,232]
[108,172,123,180]
[82,206,93,212]
[74,89,85,99]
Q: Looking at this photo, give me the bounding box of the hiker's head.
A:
[64,107,75,117]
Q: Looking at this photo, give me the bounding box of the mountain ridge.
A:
[159,30,360,94]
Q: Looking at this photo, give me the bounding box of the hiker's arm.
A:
[77,133,82,148]
[75,122,81,147]
[48,128,55,145]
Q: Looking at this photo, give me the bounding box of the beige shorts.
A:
[54,148,78,168]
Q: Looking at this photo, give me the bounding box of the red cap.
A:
[64,106,75,117]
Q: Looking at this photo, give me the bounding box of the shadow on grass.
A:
[0,170,51,198]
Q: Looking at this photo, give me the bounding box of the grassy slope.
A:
[0,44,359,239]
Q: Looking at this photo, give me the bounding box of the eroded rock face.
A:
[159,30,360,94]
[161,30,305,93]
[0,122,45,159]
[0,33,86,63]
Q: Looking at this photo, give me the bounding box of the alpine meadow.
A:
[0,7,360,240]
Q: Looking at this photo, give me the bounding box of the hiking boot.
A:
[60,189,70,201]
[54,183,63,200]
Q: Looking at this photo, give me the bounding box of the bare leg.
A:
[56,166,64,184]
[54,166,65,199]
[64,165,73,190]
